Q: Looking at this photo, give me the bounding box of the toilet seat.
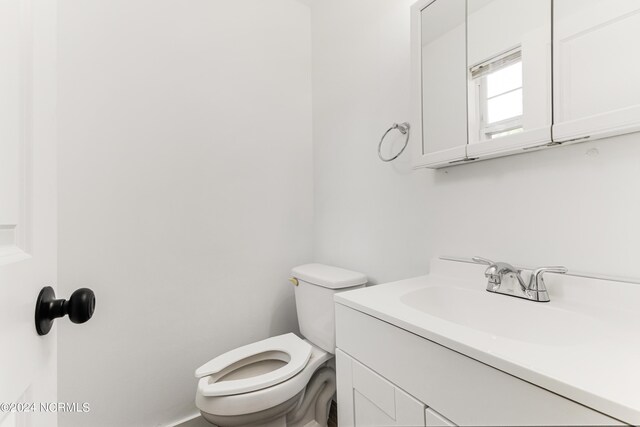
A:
[196,340,332,417]
[195,333,312,397]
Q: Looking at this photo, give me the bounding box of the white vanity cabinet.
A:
[334,303,624,426]
[553,0,640,143]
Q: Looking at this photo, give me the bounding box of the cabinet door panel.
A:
[336,349,426,427]
[554,0,640,142]
[354,391,397,426]
[336,349,356,427]
[352,360,396,419]
[426,408,456,426]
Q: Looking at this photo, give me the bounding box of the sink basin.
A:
[400,285,604,346]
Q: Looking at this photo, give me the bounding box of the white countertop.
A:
[334,258,640,425]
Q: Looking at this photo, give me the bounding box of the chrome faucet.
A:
[472,257,568,302]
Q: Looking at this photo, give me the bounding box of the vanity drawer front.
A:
[335,303,624,426]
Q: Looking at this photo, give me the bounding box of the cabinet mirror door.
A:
[553,0,640,143]
[414,0,467,167]
[466,0,552,158]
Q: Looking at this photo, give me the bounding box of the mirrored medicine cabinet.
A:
[411,0,640,168]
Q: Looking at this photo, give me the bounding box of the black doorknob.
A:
[35,286,96,336]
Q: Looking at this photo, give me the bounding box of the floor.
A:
[175,415,210,427]
[177,402,338,427]
[328,400,338,427]
[175,408,338,427]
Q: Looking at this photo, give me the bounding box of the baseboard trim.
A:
[165,411,201,427]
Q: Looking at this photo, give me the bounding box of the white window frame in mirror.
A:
[470,47,524,141]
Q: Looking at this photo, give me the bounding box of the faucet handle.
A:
[472,256,503,288]
[472,256,495,266]
[527,266,568,302]
[532,266,568,279]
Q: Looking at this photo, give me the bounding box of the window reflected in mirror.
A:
[467,0,551,145]
[470,48,523,140]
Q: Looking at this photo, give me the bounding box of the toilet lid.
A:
[195,333,312,397]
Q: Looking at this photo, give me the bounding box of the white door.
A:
[0,1,58,427]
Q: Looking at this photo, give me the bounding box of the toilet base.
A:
[201,391,303,427]
[200,367,335,427]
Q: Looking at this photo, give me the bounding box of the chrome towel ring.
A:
[378,122,410,162]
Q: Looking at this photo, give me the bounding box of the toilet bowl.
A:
[195,264,367,426]
[196,334,333,427]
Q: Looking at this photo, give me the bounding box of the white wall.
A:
[57,1,312,426]
[311,0,640,285]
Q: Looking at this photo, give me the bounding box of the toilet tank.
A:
[291,264,367,354]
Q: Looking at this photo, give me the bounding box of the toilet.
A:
[195,264,367,427]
